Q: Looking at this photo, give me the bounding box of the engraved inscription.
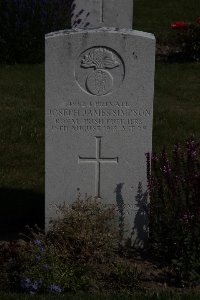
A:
[75,47,124,96]
[78,136,118,198]
[48,100,152,133]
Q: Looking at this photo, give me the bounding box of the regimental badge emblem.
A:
[81,48,120,96]
[75,47,125,96]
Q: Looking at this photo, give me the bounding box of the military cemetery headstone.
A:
[45,0,155,246]
[71,0,133,29]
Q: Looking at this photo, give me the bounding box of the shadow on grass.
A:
[0,188,44,240]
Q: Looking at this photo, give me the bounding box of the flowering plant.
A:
[171,21,188,29]
[20,234,90,294]
[170,17,200,61]
[146,137,200,285]
[19,197,120,294]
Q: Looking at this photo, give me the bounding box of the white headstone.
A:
[46,1,155,247]
[71,0,133,29]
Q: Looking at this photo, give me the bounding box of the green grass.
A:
[154,62,200,152]
[0,64,44,192]
[0,65,45,236]
[134,0,200,41]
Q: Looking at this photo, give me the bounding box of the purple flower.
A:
[50,284,62,293]
[32,281,38,291]
[34,239,42,246]
[173,143,181,152]
[43,263,49,270]
[151,153,159,161]
[186,137,199,160]
[163,165,171,175]
[173,143,181,157]
[21,277,31,289]
[34,239,45,252]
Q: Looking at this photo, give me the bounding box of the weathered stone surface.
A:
[45,27,155,246]
[71,0,133,29]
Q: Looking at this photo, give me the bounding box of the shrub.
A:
[20,238,91,294]
[146,137,200,286]
[0,197,141,294]
[19,197,122,294]
[0,240,28,292]
[171,17,200,62]
[0,0,73,63]
[47,196,119,263]
[109,260,141,291]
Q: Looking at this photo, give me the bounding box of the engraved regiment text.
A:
[48,100,151,133]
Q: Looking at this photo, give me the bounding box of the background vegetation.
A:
[1,291,200,300]
[0,0,72,63]
[134,0,199,42]
[0,0,199,63]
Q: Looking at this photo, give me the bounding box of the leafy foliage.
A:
[0,240,28,292]
[171,18,200,62]
[179,24,200,62]
[0,0,73,63]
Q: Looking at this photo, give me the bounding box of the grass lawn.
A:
[0,64,44,192]
[154,62,200,152]
[0,65,45,237]
[134,0,200,41]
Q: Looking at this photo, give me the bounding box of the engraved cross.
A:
[78,136,118,198]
